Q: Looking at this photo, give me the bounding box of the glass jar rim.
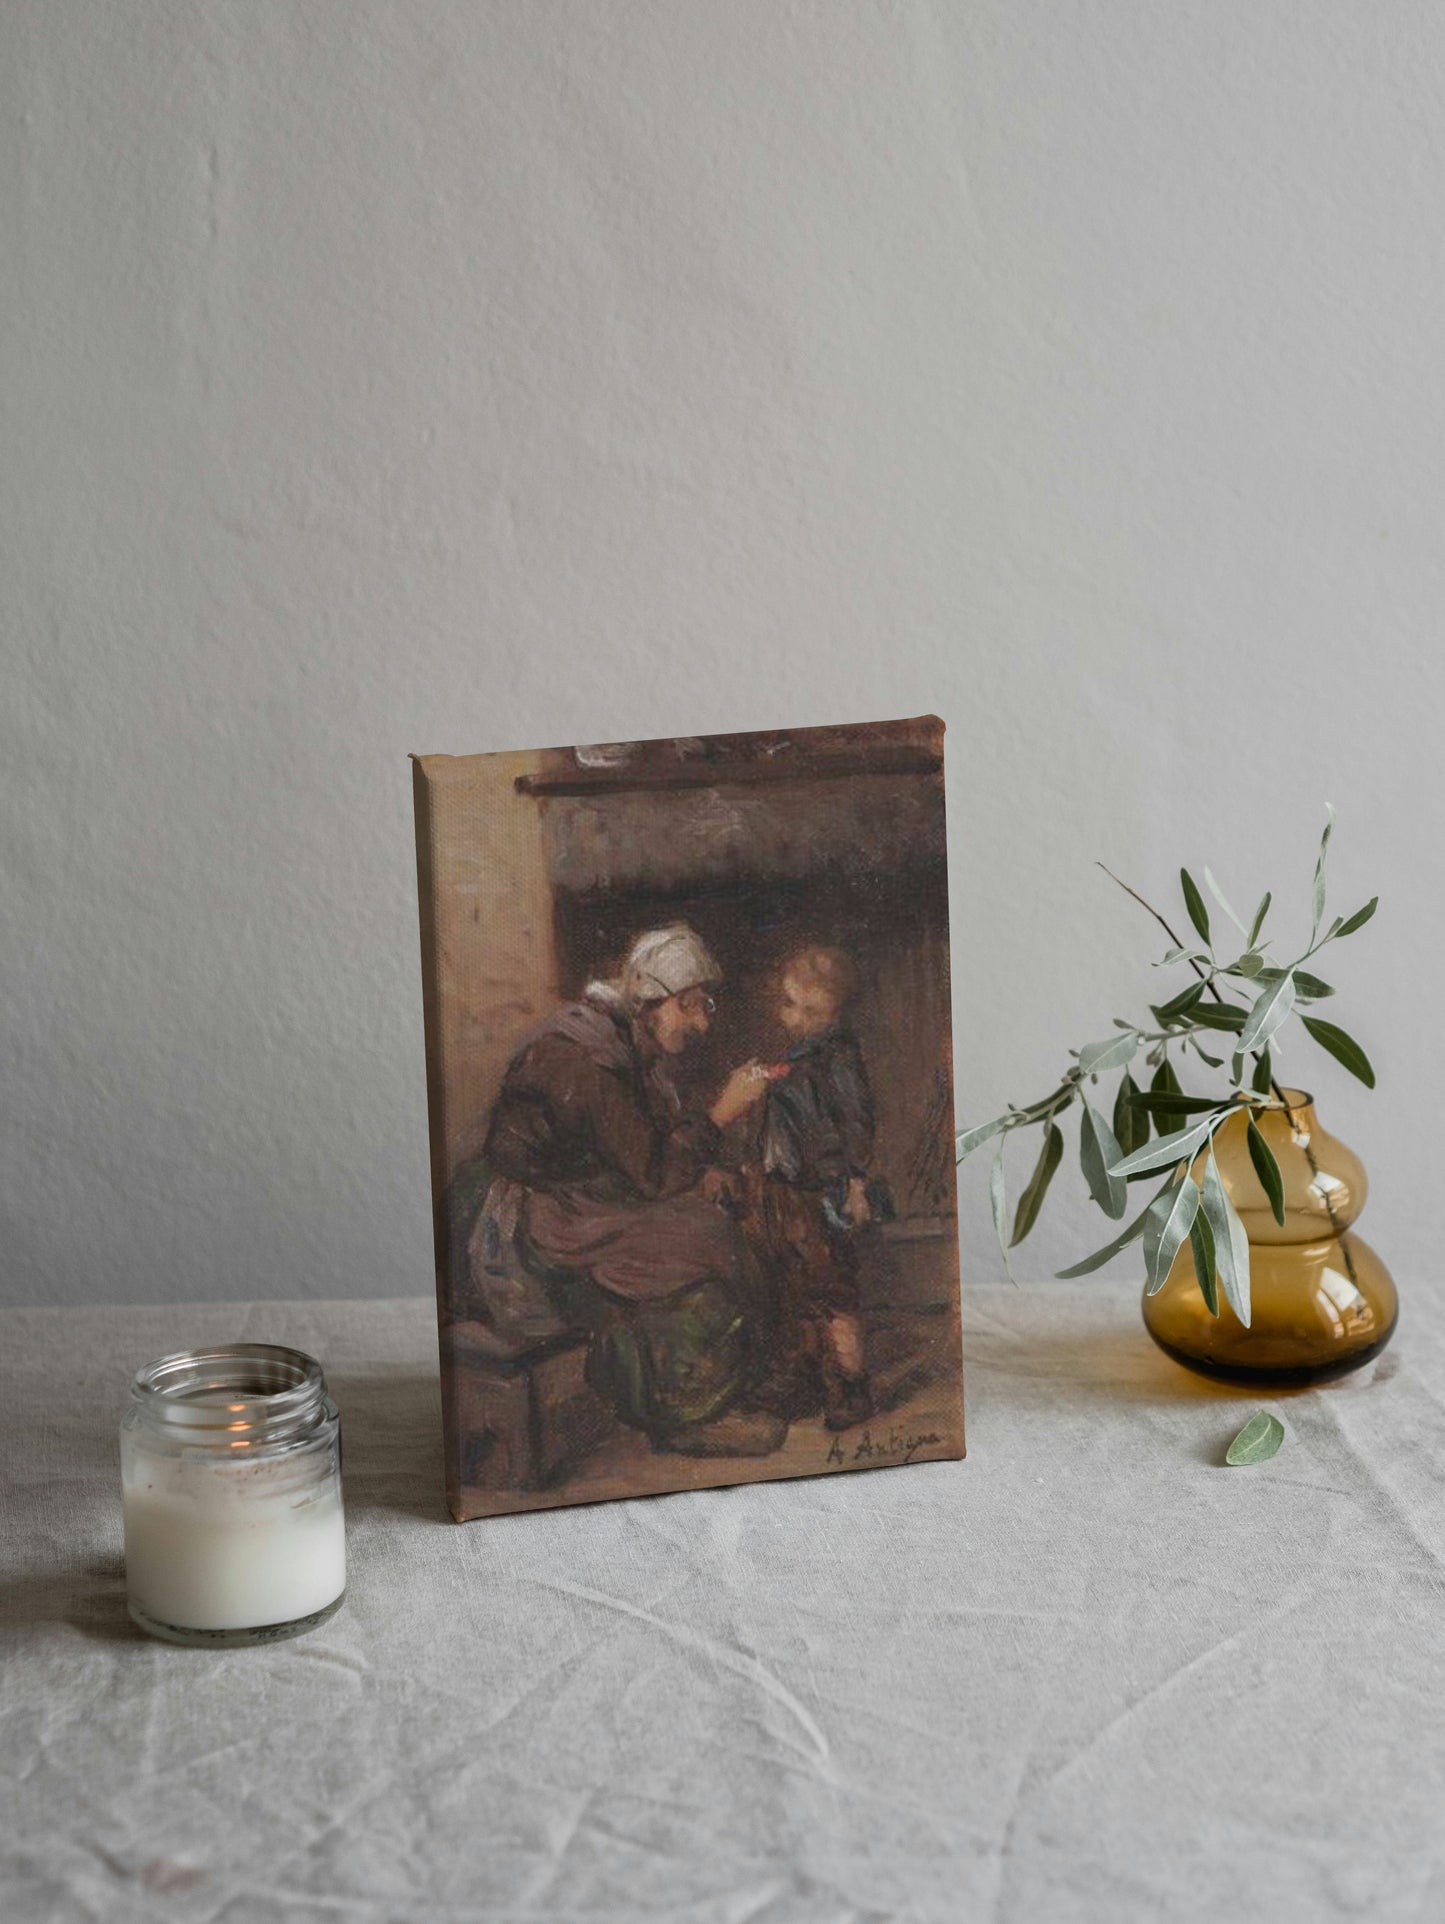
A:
[129,1343,332,1446]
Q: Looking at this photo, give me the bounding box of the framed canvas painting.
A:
[412,716,965,1519]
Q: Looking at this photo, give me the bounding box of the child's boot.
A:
[822,1352,873,1431]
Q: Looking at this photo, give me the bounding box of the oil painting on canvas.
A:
[412,717,965,1520]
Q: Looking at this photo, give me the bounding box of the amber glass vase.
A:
[1142,1090,1396,1386]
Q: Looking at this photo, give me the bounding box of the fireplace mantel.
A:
[514,741,942,799]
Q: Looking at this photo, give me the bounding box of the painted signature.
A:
[825,1425,943,1468]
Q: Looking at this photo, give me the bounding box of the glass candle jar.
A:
[121,1343,346,1646]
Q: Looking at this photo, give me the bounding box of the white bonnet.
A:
[620,925,722,1010]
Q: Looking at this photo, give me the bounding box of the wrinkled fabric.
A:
[4,1285,1445,1923]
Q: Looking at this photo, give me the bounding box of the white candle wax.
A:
[123,1454,345,1633]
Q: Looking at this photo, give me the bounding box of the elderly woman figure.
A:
[482,926,781,1456]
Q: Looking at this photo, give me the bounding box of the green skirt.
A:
[562,1270,771,1439]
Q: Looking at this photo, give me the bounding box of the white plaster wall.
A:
[3,1,1439,1306]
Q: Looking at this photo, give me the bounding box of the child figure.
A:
[749,946,876,1430]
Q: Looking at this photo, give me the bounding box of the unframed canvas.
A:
[412,716,965,1520]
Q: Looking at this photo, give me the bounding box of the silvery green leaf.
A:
[989,1138,1014,1280]
[1109,1113,1221,1179]
[1311,804,1335,938]
[1142,1173,1201,1294]
[1189,1207,1219,1317]
[1204,865,1247,934]
[1158,945,1212,968]
[1130,1092,1227,1118]
[1188,1038,1226,1068]
[1148,1056,1183,1134]
[1200,1143,1251,1327]
[1230,1050,1247,1087]
[1226,1411,1285,1466]
[1189,1001,1247,1033]
[1013,1083,1076,1123]
[1080,1102,1128,1220]
[1247,890,1272,948]
[956,1115,1008,1161]
[1301,1014,1376,1089]
[1054,1178,1173,1278]
[1331,896,1379,940]
[1152,981,1206,1024]
[1235,950,1265,978]
[1238,970,1296,1055]
[1246,1116,1287,1227]
[1011,1122,1064,1246]
[1254,965,1333,1002]
[1180,869,1211,945]
[1078,1031,1139,1077]
[1113,1072,1149,1158]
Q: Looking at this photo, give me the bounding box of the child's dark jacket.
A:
[759,1027,875,1191]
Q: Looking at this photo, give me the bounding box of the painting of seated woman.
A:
[413,716,965,1519]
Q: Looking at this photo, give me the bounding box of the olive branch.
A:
[955,808,1378,1324]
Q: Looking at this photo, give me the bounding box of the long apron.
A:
[523,1185,774,1435]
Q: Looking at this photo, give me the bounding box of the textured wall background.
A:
[3,2,1438,1306]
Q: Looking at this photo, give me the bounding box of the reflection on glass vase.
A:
[1142,1091,1397,1386]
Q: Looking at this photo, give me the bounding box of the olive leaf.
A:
[1188,1207,1219,1317]
[956,1114,1008,1161]
[1226,1411,1285,1466]
[1129,1092,1227,1118]
[1189,1001,1247,1033]
[1110,1114,1221,1180]
[1113,1071,1149,1158]
[1180,869,1211,945]
[1012,1082,1079,1124]
[1246,1116,1287,1227]
[1152,980,1206,1024]
[1080,1103,1127,1220]
[1239,970,1296,1055]
[1247,890,1272,948]
[1311,804,1336,938]
[1204,864,1247,935]
[1077,1031,1139,1077]
[1148,1055,1184,1134]
[1011,1122,1064,1246]
[1254,966,1333,1002]
[1200,1143,1251,1326]
[1331,896,1378,940]
[1301,1015,1376,1089]
[1251,1049,1274,1097]
[1142,1173,1201,1294]
[1293,970,1334,1002]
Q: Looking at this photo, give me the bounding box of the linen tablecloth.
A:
[3,1284,1443,1923]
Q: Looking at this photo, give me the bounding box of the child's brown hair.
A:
[782,945,857,1008]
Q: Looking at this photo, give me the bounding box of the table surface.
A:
[3,1283,1443,1924]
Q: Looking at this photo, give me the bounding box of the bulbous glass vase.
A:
[1142,1090,1397,1385]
